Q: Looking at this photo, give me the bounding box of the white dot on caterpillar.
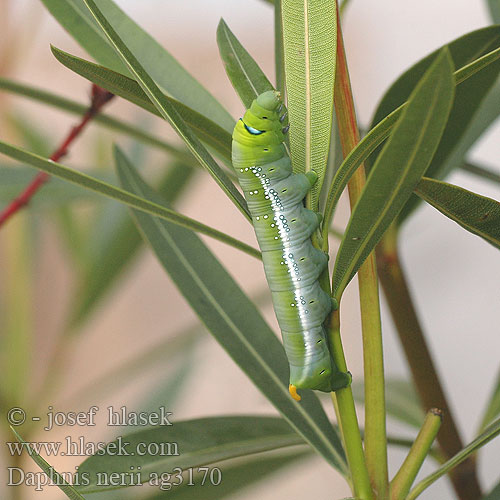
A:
[263,215,268,219]
[240,169,244,172]
[270,223,275,227]
[255,216,260,220]
[244,167,249,171]
[290,303,295,307]
[274,236,279,240]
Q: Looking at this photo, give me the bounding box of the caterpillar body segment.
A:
[231,91,350,399]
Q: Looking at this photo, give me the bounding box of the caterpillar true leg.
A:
[232,90,350,400]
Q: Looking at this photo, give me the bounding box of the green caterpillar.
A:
[232,90,350,400]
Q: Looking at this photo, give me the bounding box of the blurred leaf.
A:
[0,77,192,160]
[115,150,348,474]
[0,141,259,258]
[322,33,500,239]
[76,417,306,492]
[484,480,500,500]
[6,112,52,156]
[2,219,33,406]
[461,161,500,185]
[70,162,196,328]
[333,50,455,299]
[146,450,311,500]
[10,427,85,499]
[415,177,500,250]
[339,0,354,16]
[282,0,337,209]
[40,0,234,131]
[488,0,500,23]
[274,0,285,97]
[51,48,233,163]
[407,417,500,500]
[217,19,274,108]
[53,2,247,218]
[0,166,107,204]
[353,379,425,430]
[368,26,500,224]
[479,368,500,433]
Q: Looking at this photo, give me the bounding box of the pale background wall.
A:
[1,1,499,499]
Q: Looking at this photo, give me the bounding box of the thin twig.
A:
[0,84,114,227]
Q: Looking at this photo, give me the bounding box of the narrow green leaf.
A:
[415,177,500,250]
[0,77,192,161]
[0,166,107,204]
[10,427,85,499]
[480,368,500,433]
[322,29,500,237]
[281,0,337,209]
[0,141,259,258]
[70,163,196,328]
[75,417,306,492]
[333,50,455,299]
[217,19,274,108]
[146,450,311,500]
[484,480,500,500]
[115,152,348,473]
[40,0,234,131]
[51,48,233,163]
[488,0,500,23]
[353,379,425,430]
[58,2,246,217]
[2,220,33,406]
[407,417,500,500]
[368,26,500,224]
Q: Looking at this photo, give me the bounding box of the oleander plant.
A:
[1,1,500,499]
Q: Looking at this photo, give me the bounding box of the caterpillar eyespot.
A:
[232,90,351,399]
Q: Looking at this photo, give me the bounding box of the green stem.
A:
[334,8,387,498]
[376,225,482,500]
[390,409,442,500]
[328,310,374,500]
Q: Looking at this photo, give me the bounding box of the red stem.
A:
[0,84,114,227]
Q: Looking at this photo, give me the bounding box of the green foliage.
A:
[114,148,347,473]
[369,26,500,224]
[70,162,196,328]
[282,0,337,209]
[0,141,258,257]
[415,177,500,250]
[145,450,311,500]
[2,2,500,499]
[40,0,234,130]
[50,49,233,163]
[217,19,274,107]
[76,416,305,492]
[10,428,86,500]
[333,50,455,299]
[0,77,190,159]
[407,417,500,500]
